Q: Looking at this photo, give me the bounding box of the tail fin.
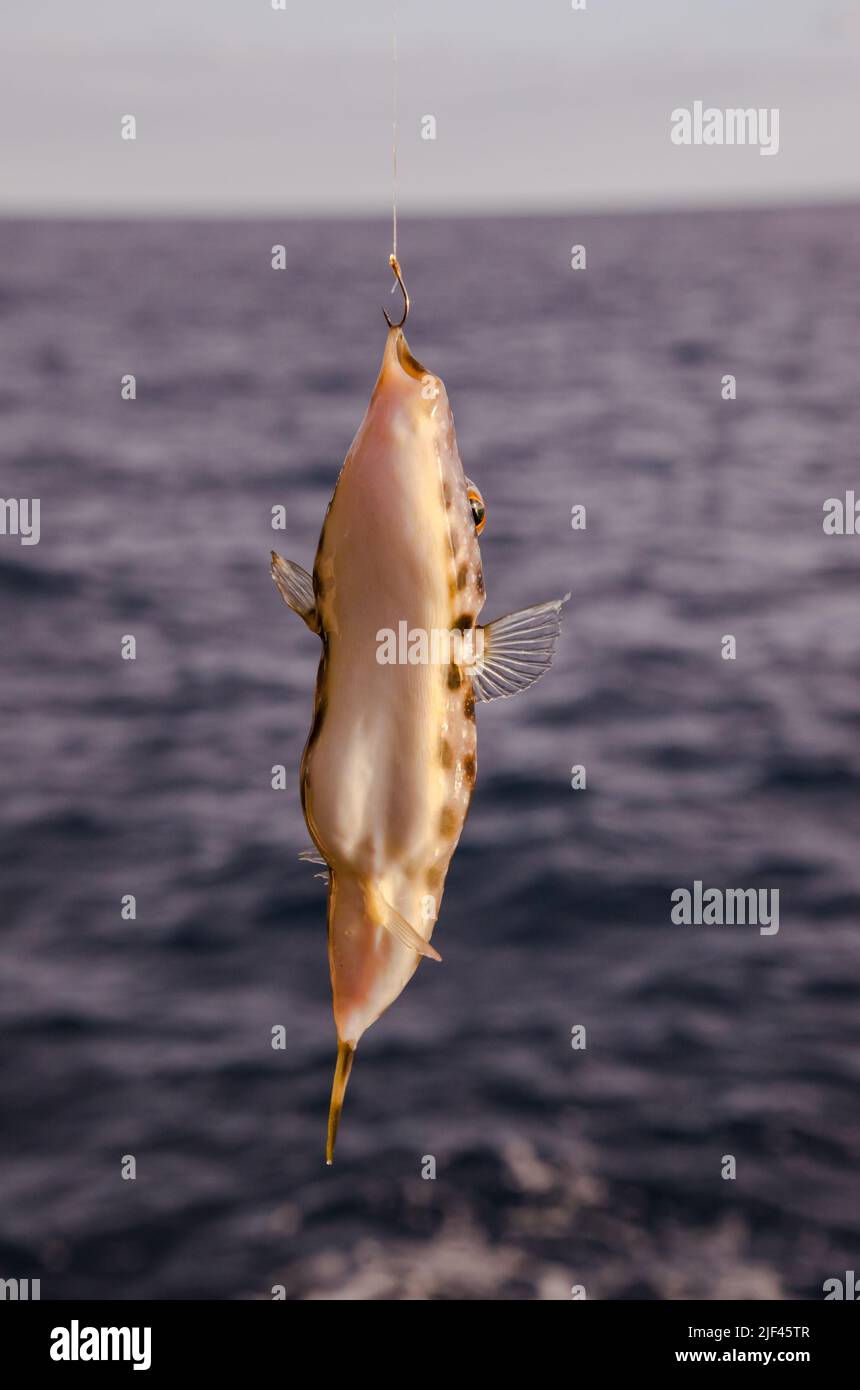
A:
[323,872,437,1161]
[325,1039,355,1165]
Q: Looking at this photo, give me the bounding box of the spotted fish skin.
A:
[303,326,483,1049]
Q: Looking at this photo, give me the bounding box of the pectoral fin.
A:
[363,883,442,962]
[471,593,571,701]
[271,551,320,633]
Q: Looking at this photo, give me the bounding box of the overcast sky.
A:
[2,0,859,215]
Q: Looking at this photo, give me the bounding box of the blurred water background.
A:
[1,207,859,1299]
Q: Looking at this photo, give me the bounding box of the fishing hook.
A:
[382,253,409,328]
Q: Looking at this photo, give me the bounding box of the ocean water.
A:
[1,208,859,1300]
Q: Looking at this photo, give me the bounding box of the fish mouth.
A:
[392,327,429,381]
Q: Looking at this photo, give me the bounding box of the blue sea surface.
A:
[0,208,859,1298]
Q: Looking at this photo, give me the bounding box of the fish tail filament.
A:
[325,1039,356,1165]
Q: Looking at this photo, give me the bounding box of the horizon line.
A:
[1,193,859,223]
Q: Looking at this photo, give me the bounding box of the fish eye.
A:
[467,485,486,535]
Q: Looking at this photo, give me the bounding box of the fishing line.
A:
[382,5,408,328]
[391,3,398,261]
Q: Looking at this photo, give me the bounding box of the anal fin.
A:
[300,847,329,885]
[363,884,442,962]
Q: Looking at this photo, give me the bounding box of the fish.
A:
[272,283,568,1162]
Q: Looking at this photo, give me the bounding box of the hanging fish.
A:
[272,257,568,1162]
